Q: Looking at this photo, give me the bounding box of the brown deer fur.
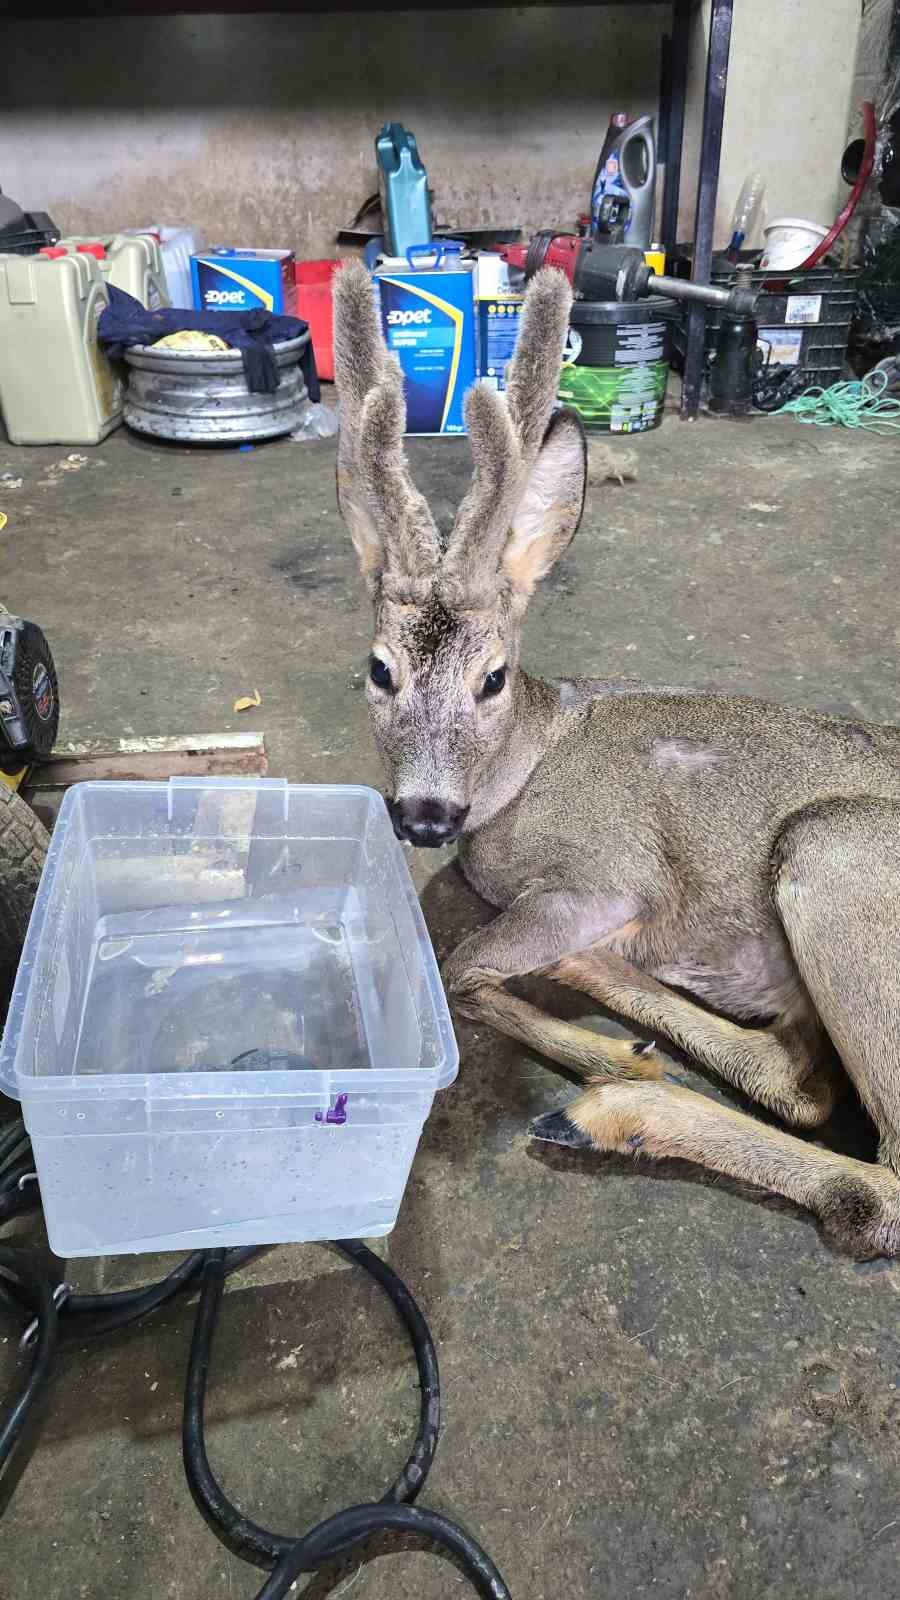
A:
[333,259,900,1260]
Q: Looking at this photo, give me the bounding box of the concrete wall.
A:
[680,0,861,250]
[6,4,865,263]
[5,8,668,259]
[847,0,896,131]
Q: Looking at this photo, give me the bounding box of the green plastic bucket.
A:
[558,297,676,433]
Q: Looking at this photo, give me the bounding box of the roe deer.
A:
[333,260,900,1259]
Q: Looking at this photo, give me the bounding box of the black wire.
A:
[333,1237,440,1502]
[183,1246,509,1599]
[0,1123,29,1171]
[0,1159,34,1199]
[0,1119,511,1596]
[182,1241,442,1565]
[0,1247,58,1467]
[258,1506,511,1600]
[0,1187,40,1226]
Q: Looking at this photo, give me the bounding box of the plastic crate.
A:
[671,266,860,392]
[0,779,458,1256]
[0,211,61,256]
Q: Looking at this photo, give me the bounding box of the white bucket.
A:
[759,217,829,271]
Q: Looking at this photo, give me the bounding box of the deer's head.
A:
[333,262,586,846]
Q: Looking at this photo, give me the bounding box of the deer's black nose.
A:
[390,798,469,848]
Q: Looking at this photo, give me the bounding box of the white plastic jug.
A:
[127,225,202,308]
[0,251,122,445]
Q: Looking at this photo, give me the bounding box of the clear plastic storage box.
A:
[0,781,458,1257]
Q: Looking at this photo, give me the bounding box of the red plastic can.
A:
[294,259,340,382]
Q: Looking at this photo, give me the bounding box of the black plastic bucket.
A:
[558,297,677,433]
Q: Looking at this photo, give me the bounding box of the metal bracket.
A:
[20,1280,72,1350]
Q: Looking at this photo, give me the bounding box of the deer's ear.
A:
[336,468,383,581]
[502,409,587,597]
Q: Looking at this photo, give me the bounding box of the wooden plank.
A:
[45,731,266,761]
[26,732,267,791]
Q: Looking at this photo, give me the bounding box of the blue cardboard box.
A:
[191,248,297,316]
[375,264,477,435]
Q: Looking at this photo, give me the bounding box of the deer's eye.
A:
[369,656,393,692]
[482,666,507,699]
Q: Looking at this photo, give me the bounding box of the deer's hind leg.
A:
[532,1073,900,1256]
[541,948,839,1130]
[772,795,900,1255]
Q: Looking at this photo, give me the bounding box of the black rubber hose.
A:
[0,1248,58,1470]
[0,1187,40,1226]
[183,1246,510,1599]
[0,1145,511,1596]
[0,1122,29,1171]
[39,1246,265,1348]
[258,1505,511,1600]
[334,1237,440,1501]
[183,1240,441,1565]
[0,1158,35,1198]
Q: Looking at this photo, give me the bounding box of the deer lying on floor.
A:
[333,260,900,1259]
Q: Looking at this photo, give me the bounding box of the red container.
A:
[294,259,340,382]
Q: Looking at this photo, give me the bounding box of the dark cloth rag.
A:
[98,286,320,400]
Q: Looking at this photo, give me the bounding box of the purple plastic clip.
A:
[315,1093,348,1126]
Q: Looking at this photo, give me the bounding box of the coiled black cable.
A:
[0,1118,511,1598]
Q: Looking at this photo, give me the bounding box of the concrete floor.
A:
[1,400,900,1599]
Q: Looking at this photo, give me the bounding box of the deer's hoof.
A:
[529,1107,594,1150]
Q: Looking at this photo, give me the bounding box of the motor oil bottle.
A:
[590,113,657,250]
[376,123,432,258]
[0,251,122,444]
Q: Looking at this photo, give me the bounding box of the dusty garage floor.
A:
[1,401,899,1600]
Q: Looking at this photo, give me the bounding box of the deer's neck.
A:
[463,669,560,834]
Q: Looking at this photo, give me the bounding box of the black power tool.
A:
[0,616,59,776]
[508,234,776,416]
[567,242,762,419]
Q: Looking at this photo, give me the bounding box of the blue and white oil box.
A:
[375,244,477,435]
[478,297,524,393]
[191,248,297,316]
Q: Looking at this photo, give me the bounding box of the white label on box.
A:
[785,295,823,325]
[53,949,72,1044]
[758,326,804,366]
[475,254,512,298]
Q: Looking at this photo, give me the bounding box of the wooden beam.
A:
[26,731,267,791]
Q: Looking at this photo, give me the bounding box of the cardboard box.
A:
[474,253,516,299]
[477,295,524,392]
[191,248,297,316]
[376,263,478,434]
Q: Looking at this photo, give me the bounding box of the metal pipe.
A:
[681,0,734,419]
[660,0,692,251]
[647,272,733,309]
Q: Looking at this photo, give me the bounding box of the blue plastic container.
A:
[376,123,432,258]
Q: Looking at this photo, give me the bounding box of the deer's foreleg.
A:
[443,891,665,1084]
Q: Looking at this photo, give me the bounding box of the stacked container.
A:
[0,251,122,444]
[125,226,202,308]
[55,232,170,309]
